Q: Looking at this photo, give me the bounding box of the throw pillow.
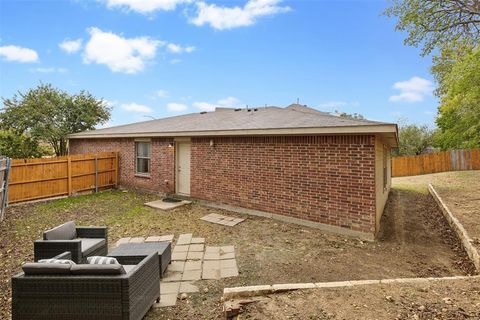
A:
[87,256,120,265]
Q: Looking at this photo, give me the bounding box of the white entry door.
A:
[176,142,191,196]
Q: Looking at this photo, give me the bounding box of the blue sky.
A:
[0,0,438,128]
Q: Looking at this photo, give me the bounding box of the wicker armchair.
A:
[34,221,108,263]
[12,252,160,320]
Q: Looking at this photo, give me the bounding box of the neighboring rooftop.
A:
[69,104,398,145]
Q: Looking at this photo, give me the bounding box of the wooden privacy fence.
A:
[392,149,480,177]
[8,152,119,204]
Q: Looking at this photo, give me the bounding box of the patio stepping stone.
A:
[187,251,204,260]
[115,237,131,247]
[171,251,188,261]
[202,268,221,280]
[172,245,189,253]
[177,233,193,245]
[129,237,145,243]
[145,199,192,211]
[191,237,205,244]
[189,244,204,252]
[179,282,199,293]
[200,213,245,227]
[157,233,240,308]
[156,294,177,307]
[168,261,185,272]
[184,260,202,271]
[160,282,181,294]
[182,270,201,281]
[162,271,182,282]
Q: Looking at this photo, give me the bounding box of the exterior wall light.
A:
[210,139,214,147]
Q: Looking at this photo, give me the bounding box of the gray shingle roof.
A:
[69,104,397,141]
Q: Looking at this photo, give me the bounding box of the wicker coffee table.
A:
[108,242,171,277]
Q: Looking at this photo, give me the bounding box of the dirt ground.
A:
[394,170,480,251]
[241,277,480,319]
[0,185,475,319]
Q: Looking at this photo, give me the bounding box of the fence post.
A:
[95,155,98,193]
[115,152,119,188]
[67,156,72,196]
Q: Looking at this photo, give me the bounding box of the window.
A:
[383,144,388,190]
[136,142,151,175]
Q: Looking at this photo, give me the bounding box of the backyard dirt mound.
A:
[241,278,480,320]
[0,186,475,319]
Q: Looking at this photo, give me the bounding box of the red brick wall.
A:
[70,135,377,234]
[69,138,175,193]
[191,135,376,233]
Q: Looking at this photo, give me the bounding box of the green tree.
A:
[1,83,111,156]
[384,0,480,55]
[433,46,480,149]
[335,111,365,120]
[0,130,48,159]
[396,123,436,156]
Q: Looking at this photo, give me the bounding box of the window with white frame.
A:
[135,141,151,174]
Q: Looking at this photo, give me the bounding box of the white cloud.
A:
[193,96,241,111]
[167,102,188,112]
[190,0,290,30]
[83,27,162,74]
[30,67,68,73]
[59,39,83,54]
[0,45,38,63]
[389,76,434,103]
[155,89,169,98]
[166,43,195,54]
[104,0,190,13]
[121,102,152,113]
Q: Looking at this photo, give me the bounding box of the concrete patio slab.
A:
[179,282,199,293]
[189,244,204,252]
[177,233,193,245]
[220,259,237,269]
[205,246,220,254]
[203,252,221,260]
[182,270,201,281]
[168,261,185,272]
[184,260,202,271]
[115,237,131,246]
[200,213,245,227]
[162,272,182,282]
[191,237,205,244]
[187,251,204,260]
[173,245,189,253]
[160,282,181,294]
[158,234,175,242]
[220,267,239,278]
[129,237,145,243]
[156,293,177,307]
[203,260,220,269]
[220,246,235,254]
[145,199,192,211]
[145,236,162,242]
[202,268,221,280]
[171,252,188,261]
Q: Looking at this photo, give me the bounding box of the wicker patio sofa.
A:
[12,251,160,320]
[34,221,108,263]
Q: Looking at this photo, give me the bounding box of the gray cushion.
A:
[44,221,77,240]
[70,264,126,275]
[80,238,106,255]
[22,263,71,275]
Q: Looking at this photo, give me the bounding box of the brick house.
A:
[68,104,398,240]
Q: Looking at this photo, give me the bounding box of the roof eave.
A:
[68,124,398,144]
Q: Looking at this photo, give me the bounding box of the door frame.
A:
[175,138,191,196]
